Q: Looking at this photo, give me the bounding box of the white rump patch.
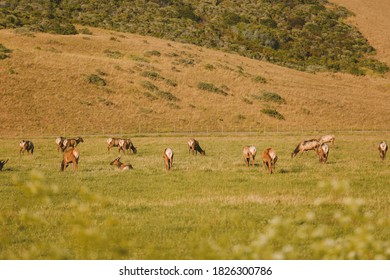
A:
[55,137,62,145]
[269,149,277,160]
[107,138,113,145]
[321,144,329,154]
[380,142,387,151]
[165,148,173,159]
[72,149,79,159]
[249,146,256,155]
[19,141,26,148]
[188,139,195,147]
[119,139,125,147]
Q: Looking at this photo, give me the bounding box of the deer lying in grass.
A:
[0,159,8,171]
[119,139,137,154]
[110,156,133,170]
[378,141,388,160]
[317,143,329,163]
[262,148,277,174]
[243,146,257,167]
[20,140,34,155]
[163,148,174,171]
[291,139,319,158]
[61,148,79,171]
[188,138,206,155]
[319,135,335,146]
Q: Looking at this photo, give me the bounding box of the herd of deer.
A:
[0,135,388,173]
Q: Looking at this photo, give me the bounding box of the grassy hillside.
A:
[0,0,388,75]
[1,26,390,137]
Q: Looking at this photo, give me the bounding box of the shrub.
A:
[197,82,228,96]
[252,75,267,84]
[79,28,92,35]
[0,43,12,59]
[141,71,162,80]
[144,50,161,57]
[140,81,158,91]
[87,74,106,86]
[261,108,285,120]
[157,91,180,102]
[261,91,286,104]
[104,49,123,59]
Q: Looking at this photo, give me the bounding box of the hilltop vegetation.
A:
[0,0,388,75]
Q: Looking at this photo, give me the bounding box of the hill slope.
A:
[1,0,388,75]
[1,25,389,137]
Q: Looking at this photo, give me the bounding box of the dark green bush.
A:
[87,74,106,86]
[261,91,286,104]
[261,108,285,120]
[0,43,11,59]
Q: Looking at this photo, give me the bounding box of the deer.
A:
[118,138,137,154]
[291,139,319,158]
[262,148,278,174]
[188,138,206,155]
[243,146,257,167]
[20,140,34,155]
[107,137,121,152]
[61,148,79,171]
[62,137,84,150]
[378,141,388,160]
[0,159,8,171]
[316,143,329,163]
[55,137,66,152]
[110,156,133,170]
[319,135,335,146]
[163,148,174,171]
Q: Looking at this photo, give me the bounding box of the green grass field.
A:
[1,133,390,260]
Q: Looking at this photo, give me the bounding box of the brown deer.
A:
[110,157,133,170]
[163,148,174,170]
[20,140,34,155]
[63,137,84,150]
[0,159,8,171]
[56,137,66,152]
[243,146,257,167]
[316,143,329,163]
[291,139,319,158]
[262,148,278,174]
[188,138,206,155]
[61,148,79,171]
[378,141,388,160]
[118,139,137,154]
[319,135,335,146]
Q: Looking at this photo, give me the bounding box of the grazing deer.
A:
[61,148,79,171]
[378,141,388,160]
[118,139,137,154]
[319,135,335,146]
[262,148,278,174]
[163,148,174,171]
[56,137,66,152]
[110,156,133,170]
[0,159,8,171]
[107,137,121,152]
[20,140,34,155]
[63,137,84,150]
[243,146,257,167]
[317,143,329,163]
[188,138,206,155]
[291,139,319,158]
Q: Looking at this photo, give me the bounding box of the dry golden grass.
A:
[330,0,390,68]
[1,17,390,137]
